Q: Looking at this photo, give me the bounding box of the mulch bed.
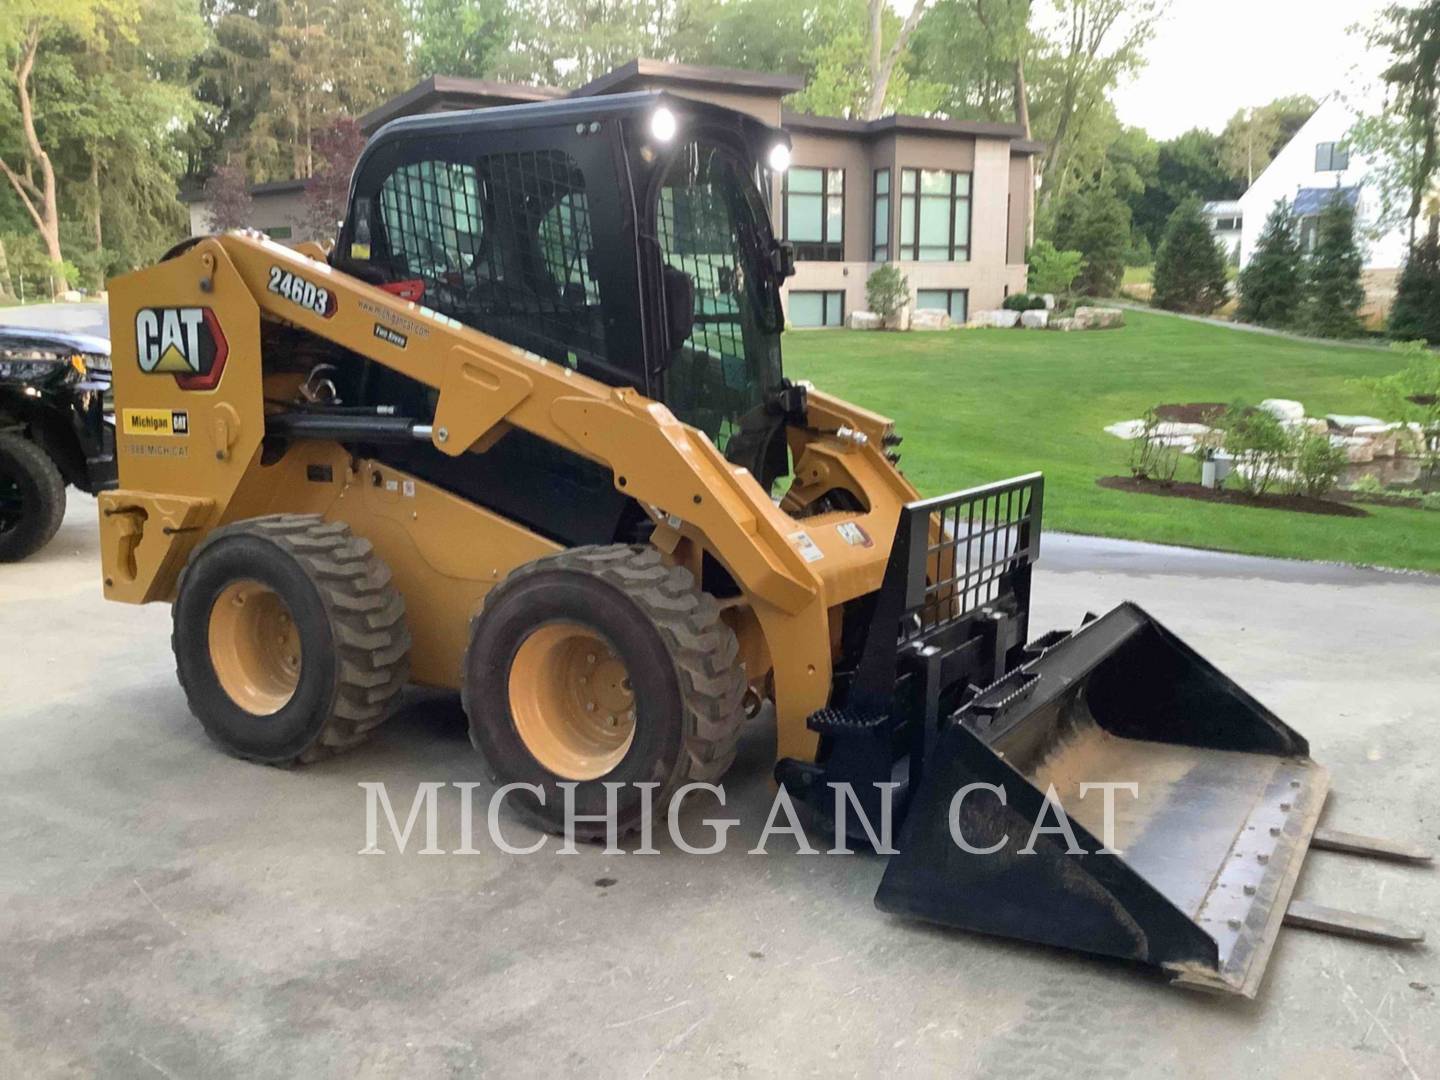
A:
[1153,402,1228,424]
[1097,475,1370,517]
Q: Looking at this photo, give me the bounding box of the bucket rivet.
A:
[1269,826,1280,837]
[1257,853,1270,864]
[1228,919,1242,930]
[1290,779,1301,788]
[1280,802,1292,811]
[1244,884,1257,896]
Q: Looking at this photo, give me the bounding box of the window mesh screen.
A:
[377,150,607,373]
[656,148,755,448]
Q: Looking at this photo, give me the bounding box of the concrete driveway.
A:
[2,497,1437,1078]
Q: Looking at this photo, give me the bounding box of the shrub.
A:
[1026,239,1084,297]
[865,264,910,322]
[1388,234,1440,345]
[1365,339,1440,479]
[1221,403,1290,495]
[1297,194,1365,338]
[1129,410,1182,484]
[1347,474,1386,495]
[1152,198,1229,313]
[1237,198,1303,327]
[1288,429,1347,497]
[1002,292,1032,311]
[1027,294,1048,310]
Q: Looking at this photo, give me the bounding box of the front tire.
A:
[0,433,66,562]
[463,545,746,839]
[172,514,411,764]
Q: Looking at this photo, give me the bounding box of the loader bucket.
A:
[876,602,1330,997]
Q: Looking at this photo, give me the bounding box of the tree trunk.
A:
[90,152,103,252]
[863,0,929,120]
[0,237,11,299]
[0,30,67,294]
[1013,53,1030,138]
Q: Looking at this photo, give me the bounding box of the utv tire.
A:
[0,433,66,562]
[172,514,411,764]
[463,545,746,840]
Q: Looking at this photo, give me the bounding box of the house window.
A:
[784,167,844,261]
[1315,142,1349,172]
[1213,216,1242,232]
[899,168,971,261]
[1298,215,1320,253]
[788,290,845,327]
[264,225,293,240]
[915,288,968,323]
[873,168,891,261]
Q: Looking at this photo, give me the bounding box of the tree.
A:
[1029,0,1163,210]
[1152,198,1228,313]
[1349,1,1439,242]
[863,0,930,119]
[1298,194,1366,338]
[0,0,138,293]
[1236,199,1303,327]
[1130,129,1242,249]
[191,0,411,183]
[1219,96,1318,186]
[1388,232,1440,342]
[1050,183,1128,296]
[203,162,253,231]
[302,117,366,243]
[412,0,513,78]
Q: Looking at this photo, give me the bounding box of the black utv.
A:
[0,325,116,561]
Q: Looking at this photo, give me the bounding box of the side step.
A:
[1310,828,1434,864]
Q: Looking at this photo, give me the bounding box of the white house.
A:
[1200,199,1243,261]
[1237,96,1410,320]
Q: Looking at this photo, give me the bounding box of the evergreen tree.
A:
[1299,194,1366,338]
[1236,198,1303,326]
[1389,232,1440,343]
[1051,184,1129,296]
[1152,198,1228,313]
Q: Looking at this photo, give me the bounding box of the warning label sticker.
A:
[788,529,825,563]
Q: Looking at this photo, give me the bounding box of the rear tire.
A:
[464,545,746,840]
[172,514,410,764]
[0,433,66,562]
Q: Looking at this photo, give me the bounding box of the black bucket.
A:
[876,602,1329,997]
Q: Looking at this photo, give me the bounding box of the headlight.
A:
[83,352,112,374]
[0,355,65,381]
[767,143,792,173]
[649,106,678,143]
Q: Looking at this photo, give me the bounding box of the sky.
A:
[1111,0,1393,139]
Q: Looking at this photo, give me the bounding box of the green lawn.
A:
[784,311,1440,574]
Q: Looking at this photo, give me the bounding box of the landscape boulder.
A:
[846,310,884,330]
[1047,316,1079,331]
[911,307,952,330]
[1074,306,1125,330]
[1020,309,1049,329]
[1325,414,1387,432]
[984,309,1021,329]
[1260,399,1306,423]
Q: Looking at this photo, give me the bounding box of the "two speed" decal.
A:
[267,266,336,317]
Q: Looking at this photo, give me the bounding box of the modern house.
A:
[182,59,1039,324]
[1200,199,1243,261]
[1236,95,1417,321]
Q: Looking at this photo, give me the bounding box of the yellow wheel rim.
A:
[509,622,636,780]
[208,580,302,716]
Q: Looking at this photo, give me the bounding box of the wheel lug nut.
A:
[586,703,596,712]
[586,654,596,664]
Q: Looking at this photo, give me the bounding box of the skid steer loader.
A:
[98,91,1428,997]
